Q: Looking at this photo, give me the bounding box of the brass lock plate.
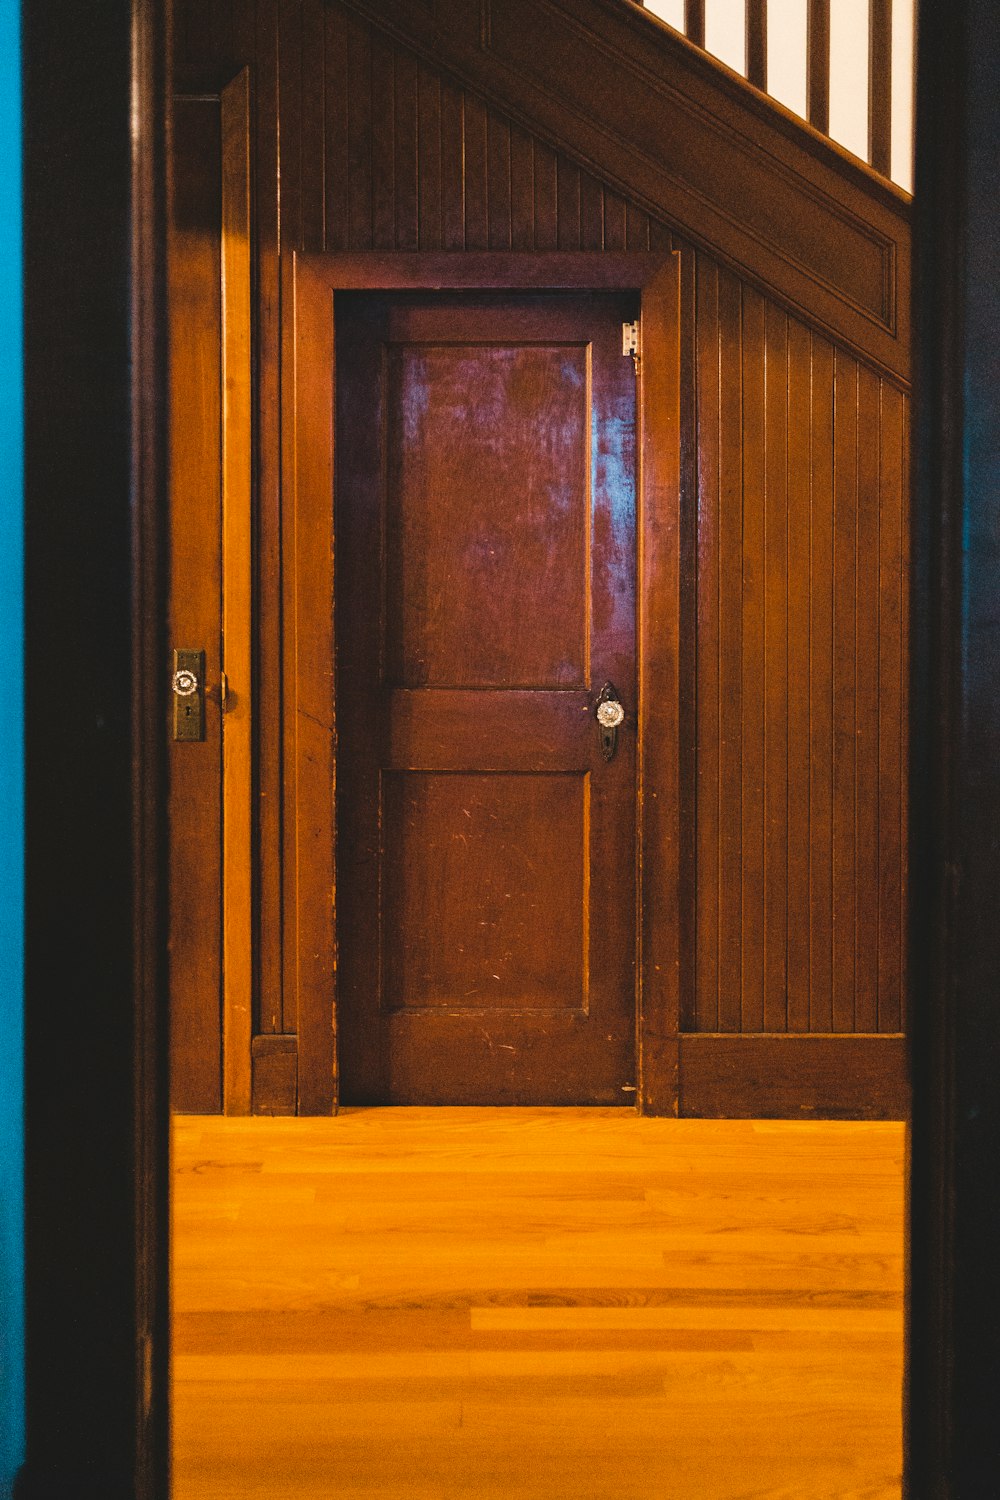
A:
[172,648,205,742]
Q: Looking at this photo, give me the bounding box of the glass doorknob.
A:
[595,684,625,760]
[596,699,625,730]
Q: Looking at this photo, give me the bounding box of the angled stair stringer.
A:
[339,0,910,383]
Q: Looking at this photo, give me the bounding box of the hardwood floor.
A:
[172,1110,904,1500]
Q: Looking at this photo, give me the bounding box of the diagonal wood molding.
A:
[338,0,910,381]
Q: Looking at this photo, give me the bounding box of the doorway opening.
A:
[334,288,639,1105]
[165,38,908,1500]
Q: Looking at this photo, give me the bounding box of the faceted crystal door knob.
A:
[595,683,626,761]
[173,668,199,696]
[596,699,625,730]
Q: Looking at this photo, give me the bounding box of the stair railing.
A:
[632,0,914,190]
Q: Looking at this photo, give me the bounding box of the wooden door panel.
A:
[169,77,254,1115]
[336,290,638,1105]
[381,770,588,1012]
[385,340,590,689]
[386,688,592,770]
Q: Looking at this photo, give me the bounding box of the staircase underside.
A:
[341,0,910,382]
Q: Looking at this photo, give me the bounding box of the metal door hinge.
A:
[622,320,640,370]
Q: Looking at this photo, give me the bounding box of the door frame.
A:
[283,250,684,1115]
[20,0,1000,1490]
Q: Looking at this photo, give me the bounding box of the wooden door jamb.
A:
[284,249,684,1116]
[220,67,254,1115]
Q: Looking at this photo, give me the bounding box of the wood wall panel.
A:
[313,13,656,255]
[878,388,906,1035]
[786,317,812,1034]
[693,255,908,1036]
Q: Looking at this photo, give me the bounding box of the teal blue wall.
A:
[0,0,23,1491]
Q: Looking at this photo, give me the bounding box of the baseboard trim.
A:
[251,1034,298,1116]
[678,1033,909,1119]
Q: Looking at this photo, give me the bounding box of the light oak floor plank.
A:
[172,1110,904,1499]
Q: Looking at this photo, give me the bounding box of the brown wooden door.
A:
[168,94,224,1112]
[169,75,252,1115]
[335,291,638,1104]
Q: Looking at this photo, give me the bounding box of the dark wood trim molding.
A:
[250,1035,299,1115]
[220,67,254,1116]
[680,1035,908,1119]
[20,0,171,1494]
[287,250,683,1117]
[290,250,674,291]
[131,0,171,1489]
[280,252,338,1116]
[637,253,685,1116]
[907,0,1000,1492]
[338,0,910,382]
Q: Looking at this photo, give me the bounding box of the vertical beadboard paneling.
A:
[556,158,581,249]
[462,94,489,250]
[693,254,908,1036]
[487,113,512,250]
[855,364,882,1032]
[440,78,465,251]
[740,284,767,1034]
[763,300,789,1033]
[317,10,666,255]
[785,318,812,1032]
[832,349,858,1034]
[324,5,350,252]
[417,66,443,252]
[277,1,303,252]
[509,125,534,251]
[716,266,744,1034]
[604,190,627,251]
[393,48,420,252]
[648,217,673,252]
[695,258,721,1033]
[370,30,396,248]
[878,384,905,1033]
[580,171,605,250]
[809,335,836,1031]
[301,0,327,251]
[345,12,373,251]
